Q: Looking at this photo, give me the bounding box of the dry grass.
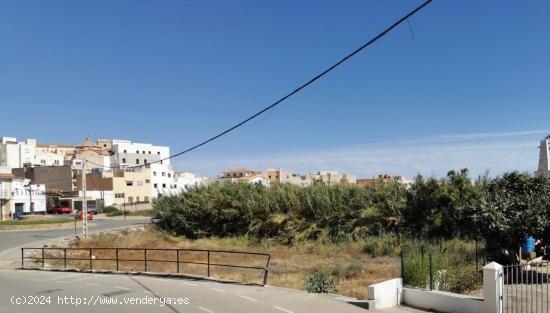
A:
[61,226,398,299]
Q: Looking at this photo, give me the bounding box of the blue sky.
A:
[1,0,549,178]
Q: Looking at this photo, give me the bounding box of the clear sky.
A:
[1,0,549,178]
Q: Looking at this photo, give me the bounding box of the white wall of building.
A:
[537,136,550,178]
[110,139,171,168]
[174,172,206,192]
[9,179,47,215]
[150,163,176,197]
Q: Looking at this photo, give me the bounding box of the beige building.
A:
[73,138,112,170]
[218,169,270,186]
[266,168,356,186]
[107,169,153,206]
[266,168,312,186]
[35,143,75,166]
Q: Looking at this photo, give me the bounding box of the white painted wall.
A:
[174,172,206,192]
[402,288,484,313]
[9,179,46,214]
[368,278,403,309]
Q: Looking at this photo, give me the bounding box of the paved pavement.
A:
[0,219,147,266]
[0,270,371,313]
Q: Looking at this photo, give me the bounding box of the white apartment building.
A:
[0,167,46,219]
[536,135,550,178]
[0,137,37,168]
[174,172,208,192]
[110,139,170,168]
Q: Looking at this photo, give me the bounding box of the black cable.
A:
[85,0,435,170]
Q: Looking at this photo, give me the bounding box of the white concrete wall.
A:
[403,288,484,313]
[368,278,402,309]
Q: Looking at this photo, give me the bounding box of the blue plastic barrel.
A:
[522,235,535,253]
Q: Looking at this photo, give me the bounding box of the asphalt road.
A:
[0,270,369,313]
[0,219,146,264]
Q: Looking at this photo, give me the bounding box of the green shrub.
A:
[362,234,400,257]
[304,269,338,293]
[107,210,124,217]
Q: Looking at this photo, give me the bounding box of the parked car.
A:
[76,210,93,220]
[47,206,72,214]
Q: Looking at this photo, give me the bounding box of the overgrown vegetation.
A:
[154,170,550,253]
[145,169,550,296]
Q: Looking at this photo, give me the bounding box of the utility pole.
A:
[82,161,88,237]
[27,184,34,214]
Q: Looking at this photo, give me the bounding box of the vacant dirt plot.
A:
[60,226,399,299]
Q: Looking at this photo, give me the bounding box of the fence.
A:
[502,261,550,313]
[400,241,485,296]
[21,247,271,285]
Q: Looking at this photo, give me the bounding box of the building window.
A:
[154,183,158,188]
[144,159,148,164]
[136,196,140,202]
[160,160,163,164]
[122,158,126,163]
[142,151,145,154]
[168,173,171,178]
[136,150,139,154]
[148,151,151,154]
[136,159,140,164]
[126,181,133,186]
[145,179,150,183]
[115,193,125,198]
[144,196,149,203]
[124,150,127,153]
[162,172,166,177]
[153,171,157,176]
[157,151,160,155]
[162,183,166,188]
[128,197,133,203]
[137,181,143,186]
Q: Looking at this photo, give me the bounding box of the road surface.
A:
[0,219,146,266]
[0,270,371,313]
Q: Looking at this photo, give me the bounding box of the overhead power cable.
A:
[86,0,433,170]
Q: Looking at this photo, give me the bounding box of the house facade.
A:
[0,167,46,219]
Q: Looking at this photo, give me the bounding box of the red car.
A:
[76,211,93,220]
[47,206,72,214]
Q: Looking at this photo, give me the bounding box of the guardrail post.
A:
[176,250,180,273]
[400,250,405,280]
[207,251,210,277]
[116,248,119,271]
[42,248,45,269]
[64,249,67,269]
[144,249,148,272]
[21,248,24,268]
[263,255,271,285]
[89,248,92,270]
[429,253,433,290]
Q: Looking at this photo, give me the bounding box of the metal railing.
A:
[502,262,550,313]
[21,247,271,285]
